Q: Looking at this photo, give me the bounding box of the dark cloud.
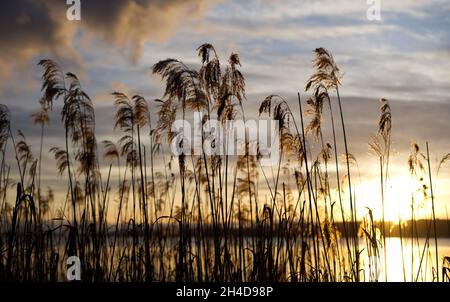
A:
[0,0,214,80]
[0,1,75,81]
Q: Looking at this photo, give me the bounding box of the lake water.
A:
[358,238,450,282]
[48,234,450,282]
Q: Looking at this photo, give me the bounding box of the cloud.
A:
[79,0,215,62]
[0,0,215,82]
[0,1,77,82]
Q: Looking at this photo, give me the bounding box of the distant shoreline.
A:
[3,219,448,238]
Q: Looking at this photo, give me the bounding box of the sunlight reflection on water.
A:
[360,238,450,282]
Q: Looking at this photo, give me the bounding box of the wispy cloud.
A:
[0,0,215,84]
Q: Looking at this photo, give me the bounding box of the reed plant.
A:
[0,45,447,282]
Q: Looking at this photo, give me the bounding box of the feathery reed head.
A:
[132,95,150,128]
[38,59,66,108]
[113,92,134,132]
[378,98,392,140]
[32,98,50,126]
[15,130,33,167]
[408,142,425,176]
[306,47,342,92]
[0,104,11,150]
[197,43,218,65]
[221,53,245,105]
[50,147,69,176]
[102,140,120,162]
[154,98,177,145]
[153,58,208,110]
[198,43,221,102]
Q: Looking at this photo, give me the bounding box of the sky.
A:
[1,0,450,221]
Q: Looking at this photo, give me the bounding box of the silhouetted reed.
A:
[0,46,447,282]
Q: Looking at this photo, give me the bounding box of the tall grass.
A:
[0,45,448,282]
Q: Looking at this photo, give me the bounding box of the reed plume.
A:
[368,98,392,281]
[0,105,10,151]
[306,47,359,280]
